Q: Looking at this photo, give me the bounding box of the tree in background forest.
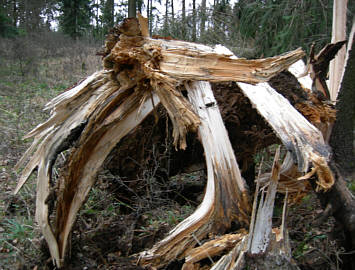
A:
[58,0,92,39]
[236,0,333,56]
[0,0,58,35]
[0,5,17,37]
[1,0,352,58]
[101,0,115,33]
[158,0,353,58]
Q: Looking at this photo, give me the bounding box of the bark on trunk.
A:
[329,22,355,177]
[320,22,355,270]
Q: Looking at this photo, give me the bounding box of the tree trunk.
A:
[104,0,115,28]
[313,163,355,270]
[164,0,168,34]
[329,22,355,177]
[190,148,300,270]
[182,0,186,39]
[146,0,149,21]
[192,0,196,41]
[323,22,355,270]
[329,0,348,100]
[109,0,114,27]
[171,0,174,21]
[128,0,136,18]
[149,0,152,35]
[12,0,18,27]
[200,0,206,38]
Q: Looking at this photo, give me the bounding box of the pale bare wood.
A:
[329,0,348,101]
[150,73,200,149]
[244,153,299,268]
[207,47,334,192]
[55,91,160,266]
[14,70,159,267]
[14,75,112,194]
[139,81,250,268]
[211,150,299,270]
[184,232,246,265]
[137,13,149,37]
[104,20,304,151]
[13,72,110,265]
[257,60,335,197]
[141,38,305,84]
[288,60,313,90]
[237,82,334,190]
[249,147,280,254]
[210,237,247,270]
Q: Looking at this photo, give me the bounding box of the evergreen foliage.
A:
[0,6,18,37]
[58,0,93,39]
[101,0,115,33]
[0,0,353,56]
[236,0,333,56]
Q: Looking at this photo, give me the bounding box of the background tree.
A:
[58,0,92,39]
[128,0,136,18]
[192,0,196,41]
[137,0,144,14]
[200,0,206,39]
[236,0,333,56]
[163,0,168,35]
[102,0,115,33]
[0,4,17,37]
[181,0,186,39]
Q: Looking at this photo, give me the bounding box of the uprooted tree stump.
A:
[14,16,353,269]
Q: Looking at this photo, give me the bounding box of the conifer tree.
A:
[0,5,17,37]
[59,0,92,39]
[102,0,115,33]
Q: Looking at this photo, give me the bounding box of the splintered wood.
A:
[209,149,299,270]
[139,81,251,268]
[14,16,336,269]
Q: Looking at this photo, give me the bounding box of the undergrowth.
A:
[0,34,101,269]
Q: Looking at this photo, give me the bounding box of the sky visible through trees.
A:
[0,1,354,57]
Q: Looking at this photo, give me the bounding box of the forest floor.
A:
[1,36,354,270]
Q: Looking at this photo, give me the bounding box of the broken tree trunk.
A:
[237,81,333,190]
[329,0,348,101]
[320,22,355,269]
[15,71,161,267]
[245,148,299,270]
[217,45,335,192]
[207,148,299,270]
[139,80,251,268]
[54,90,161,264]
[14,17,337,269]
[330,22,355,176]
